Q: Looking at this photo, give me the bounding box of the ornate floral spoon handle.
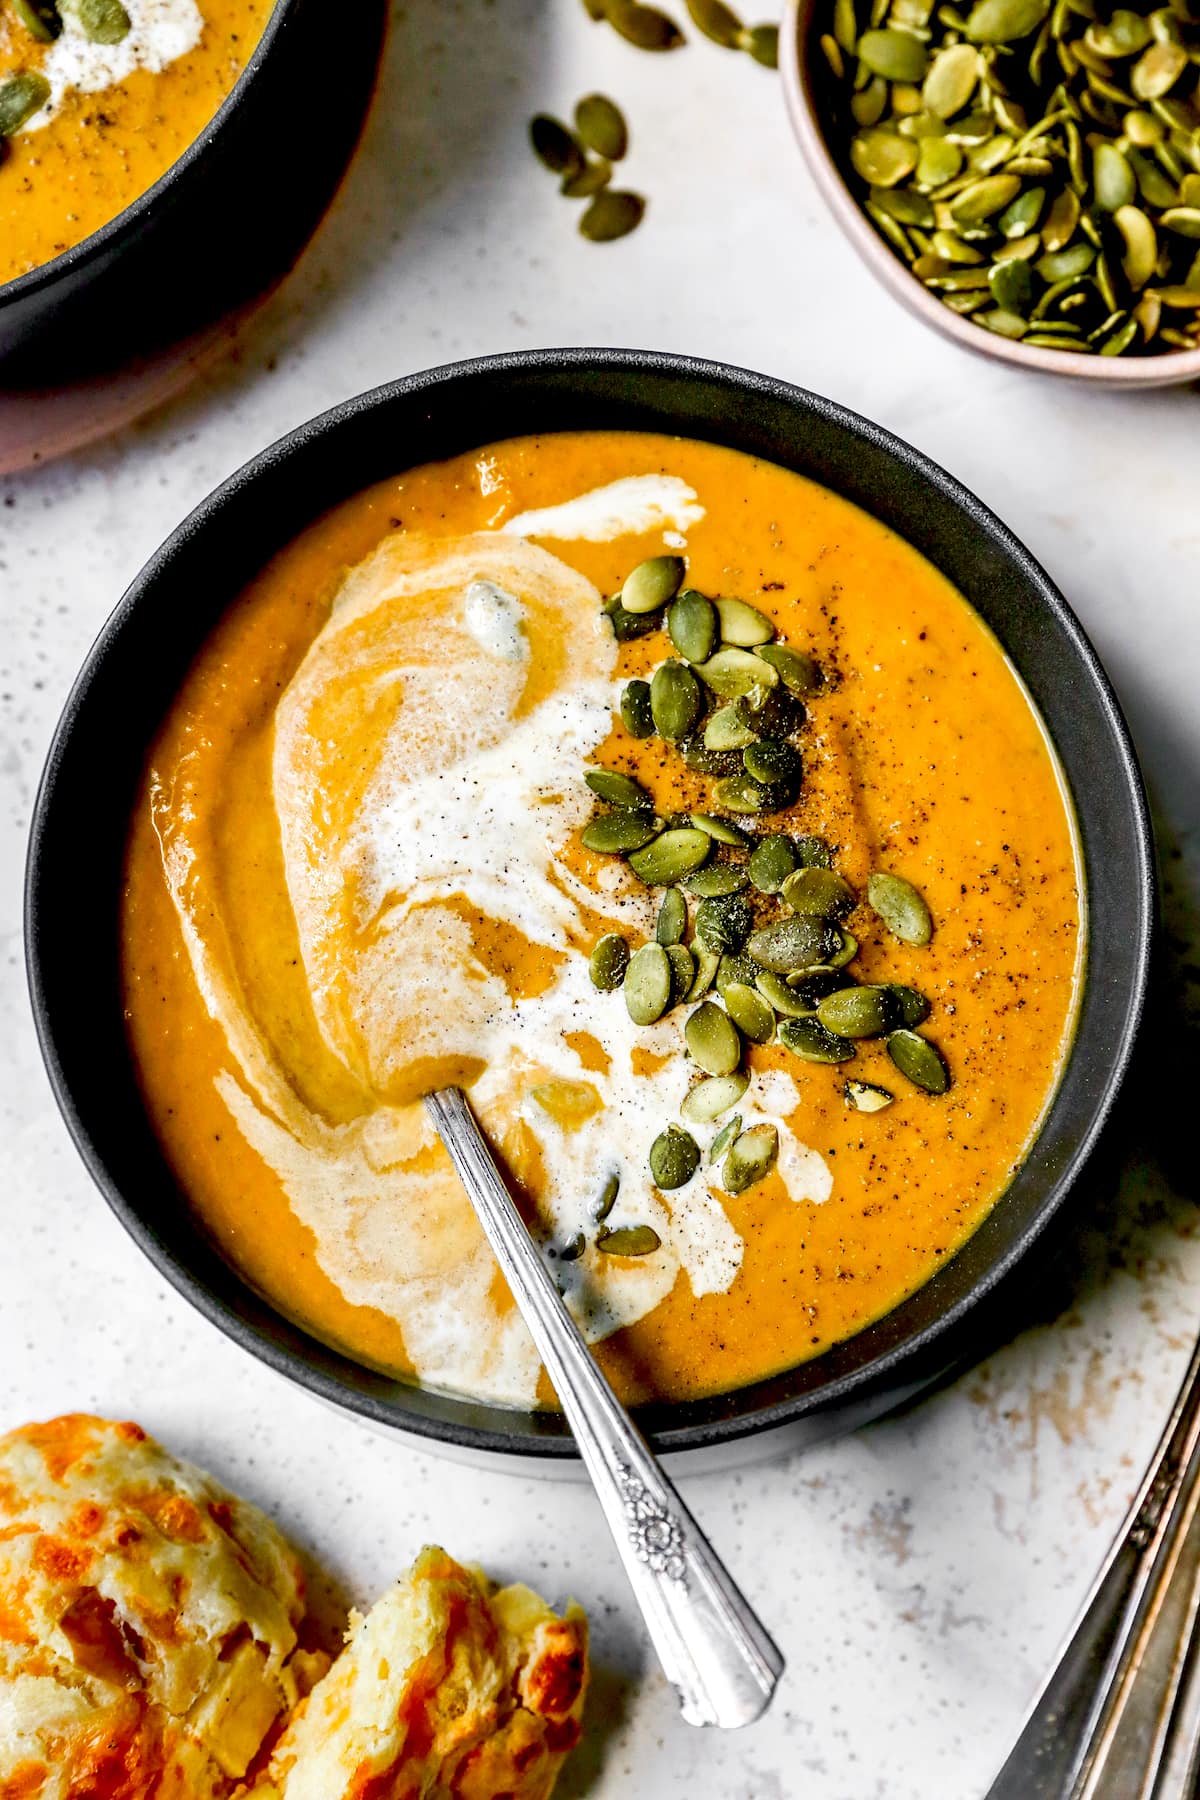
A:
[425,1086,785,1730]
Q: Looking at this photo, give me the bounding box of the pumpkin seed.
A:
[747,915,837,972]
[562,159,613,200]
[723,981,777,1042]
[589,933,630,990]
[596,1224,662,1255]
[1132,38,1187,99]
[778,1017,858,1062]
[817,984,898,1036]
[867,871,934,944]
[686,0,743,45]
[887,1028,951,1092]
[852,77,891,127]
[736,683,806,736]
[681,735,741,776]
[951,172,1024,221]
[651,659,703,741]
[628,826,711,885]
[690,812,752,846]
[624,942,673,1024]
[722,1124,779,1194]
[785,970,845,1008]
[697,646,779,698]
[62,0,129,42]
[781,866,855,917]
[712,773,775,813]
[989,256,1034,309]
[668,588,719,663]
[826,926,859,970]
[845,1080,896,1111]
[716,596,775,645]
[886,983,932,1026]
[1095,142,1138,209]
[580,189,646,240]
[581,812,660,853]
[743,737,803,789]
[709,1113,744,1163]
[852,128,921,185]
[1162,207,1200,236]
[1116,204,1159,286]
[586,767,652,809]
[685,1001,743,1076]
[574,92,628,160]
[656,887,688,945]
[604,0,684,49]
[741,22,779,65]
[604,594,661,641]
[749,834,800,893]
[623,554,685,614]
[716,951,762,996]
[964,0,1049,42]
[755,642,824,694]
[11,0,61,40]
[873,184,937,225]
[650,1121,700,1189]
[685,864,749,897]
[681,1071,750,1124]
[696,892,753,953]
[755,968,819,1016]
[705,703,758,750]
[916,137,965,187]
[620,679,654,738]
[531,114,584,177]
[593,1171,620,1221]
[923,41,980,116]
[665,936,694,1008]
[794,835,833,868]
[858,26,930,79]
[559,1231,587,1261]
[0,69,49,132]
[686,944,721,1001]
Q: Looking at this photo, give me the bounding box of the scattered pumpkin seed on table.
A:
[822,0,1200,355]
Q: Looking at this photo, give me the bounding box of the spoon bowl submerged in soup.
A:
[121,430,1083,1412]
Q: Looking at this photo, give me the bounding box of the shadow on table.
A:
[166,0,557,420]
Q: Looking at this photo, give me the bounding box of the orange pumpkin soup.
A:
[121,431,1082,1409]
[0,0,275,287]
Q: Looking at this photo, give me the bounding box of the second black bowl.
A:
[25,349,1153,1469]
[0,0,386,387]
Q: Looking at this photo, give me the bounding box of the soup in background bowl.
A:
[26,351,1152,1468]
[0,0,385,385]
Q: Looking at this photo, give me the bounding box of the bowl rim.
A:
[24,346,1156,1458]
[778,0,1200,386]
[0,0,297,310]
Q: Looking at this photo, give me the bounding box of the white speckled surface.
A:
[1,4,1198,1796]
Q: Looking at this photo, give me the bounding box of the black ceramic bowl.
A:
[0,0,386,387]
[26,350,1153,1470]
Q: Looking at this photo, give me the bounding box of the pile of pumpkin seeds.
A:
[581,0,779,66]
[579,553,950,1246]
[821,0,1200,354]
[1,0,131,151]
[530,95,647,242]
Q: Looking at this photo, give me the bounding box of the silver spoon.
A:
[985,1321,1200,1798]
[424,1085,785,1730]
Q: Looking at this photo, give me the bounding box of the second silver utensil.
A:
[425,1084,785,1731]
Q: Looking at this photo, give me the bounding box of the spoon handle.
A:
[425,1086,784,1730]
[984,1327,1200,1799]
